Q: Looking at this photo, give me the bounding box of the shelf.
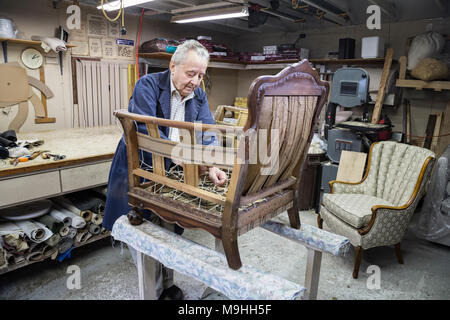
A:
[396,79,450,91]
[139,52,386,70]
[0,37,76,48]
[0,37,76,63]
[0,232,111,275]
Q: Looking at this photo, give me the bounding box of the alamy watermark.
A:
[66,265,81,290]
[366,265,381,290]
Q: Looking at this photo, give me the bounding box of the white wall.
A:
[0,0,237,133]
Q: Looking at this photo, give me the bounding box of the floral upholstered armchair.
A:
[318,141,435,278]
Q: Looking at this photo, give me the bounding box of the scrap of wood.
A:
[336,151,367,183]
[406,100,411,144]
[422,114,437,149]
[399,56,407,80]
[431,112,443,154]
[435,102,450,157]
[371,47,394,124]
[8,101,28,132]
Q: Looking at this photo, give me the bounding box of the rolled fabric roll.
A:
[59,226,70,237]
[88,222,101,235]
[81,210,93,223]
[45,233,61,247]
[91,213,103,226]
[42,245,58,259]
[49,209,72,227]
[36,214,64,234]
[57,236,74,254]
[15,220,52,243]
[75,229,92,245]
[6,253,25,265]
[26,251,44,262]
[101,227,109,235]
[67,227,77,239]
[0,244,7,269]
[51,204,86,229]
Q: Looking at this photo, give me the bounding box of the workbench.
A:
[0,125,122,210]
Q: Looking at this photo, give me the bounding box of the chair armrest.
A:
[329,180,364,194]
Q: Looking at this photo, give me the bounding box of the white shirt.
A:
[169,78,194,142]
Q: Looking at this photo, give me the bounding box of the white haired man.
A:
[103,40,227,300]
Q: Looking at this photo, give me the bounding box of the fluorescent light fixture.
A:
[171,6,249,24]
[97,0,154,12]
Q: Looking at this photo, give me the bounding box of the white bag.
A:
[407,32,445,70]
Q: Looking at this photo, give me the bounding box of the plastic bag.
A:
[0,16,18,39]
[407,32,445,70]
[412,145,450,246]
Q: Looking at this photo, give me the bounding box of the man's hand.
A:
[208,166,228,187]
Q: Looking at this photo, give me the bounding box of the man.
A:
[103,40,228,300]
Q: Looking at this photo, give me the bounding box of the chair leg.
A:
[353,246,364,279]
[222,231,242,270]
[395,243,404,264]
[127,207,143,226]
[317,214,323,229]
[287,206,301,229]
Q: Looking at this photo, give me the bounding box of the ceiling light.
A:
[97,0,154,12]
[171,6,249,24]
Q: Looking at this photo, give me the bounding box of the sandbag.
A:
[407,32,445,70]
[411,58,449,81]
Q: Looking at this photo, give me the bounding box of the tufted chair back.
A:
[359,141,435,206]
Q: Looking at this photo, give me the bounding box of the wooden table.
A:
[0,125,122,210]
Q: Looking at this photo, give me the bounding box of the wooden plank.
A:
[371,47,394,124]
[39,66,47,117]
[436,102,450,157]
[85,61,93,127]
[145,124,165,176]
[336,151,367,183]
[399,56,407,80]
[422,114,437,149]
[183,129,199,187]
[132,168,226,205]
[431,112,443,153]
[396,79,450,91]
[91,61,99,126]
[406,99,411,144]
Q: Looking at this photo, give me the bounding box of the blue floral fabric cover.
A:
[111,215,305,300]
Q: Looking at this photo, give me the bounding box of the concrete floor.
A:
[0,210,449,300]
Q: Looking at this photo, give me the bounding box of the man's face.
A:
[170,50,207,98]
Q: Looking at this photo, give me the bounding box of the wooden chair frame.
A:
[115,60,329,270]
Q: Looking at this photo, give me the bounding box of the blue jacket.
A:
[103,69,215,231]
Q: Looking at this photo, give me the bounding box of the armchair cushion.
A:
[322,193,395,228]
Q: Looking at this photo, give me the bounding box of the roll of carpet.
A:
[57,236,74,254]
[101,227,109,235]
[7,253,25,265]
[88,222,101,235]
[26,251,44,262]
[75,229,92,245]
[36,214,65,234]
[51,204,86,229]
[15,220,52,243]
[59,226,70,237]
[80,210,93,223]
[91,213,103,226]
[67,227,77,239]
[42,245,58,259]
[0,244,7,269]
[45,233,61,247]
[49,208,72,227]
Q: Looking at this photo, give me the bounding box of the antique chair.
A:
[318,141,435,278]
[114,60,329,270]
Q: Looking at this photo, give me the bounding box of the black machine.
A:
[324,67,390,163]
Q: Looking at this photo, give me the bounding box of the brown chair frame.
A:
[115,60,329,270]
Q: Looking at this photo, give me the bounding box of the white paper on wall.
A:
[108,21,120,38]
[87,14,107,37]
[89,37,102,57]
[102,38,117,58]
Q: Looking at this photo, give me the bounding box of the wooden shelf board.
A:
[138,52,386,70]
[396,79,450,91]
[0,37,76,48]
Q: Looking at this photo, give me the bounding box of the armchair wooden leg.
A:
[353,246,364,279]
[222,231,242,270]
[128,207,143,226]
[317,214,323,229]
[287,206,301,229]
[395,243,404,264]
